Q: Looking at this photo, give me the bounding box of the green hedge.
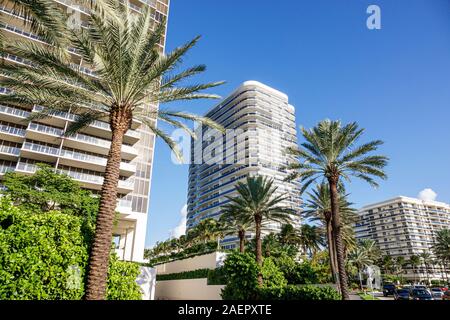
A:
[148,241,218,266]
[155,268,227,285]
[257,285,341,300]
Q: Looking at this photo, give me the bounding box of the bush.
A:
[221,252,287,300]
[148,241,218,266]
[0,198,88,300]
[221,251,260,300]
[272,253,324,285]
[257,285,341,300]
[156,269,210,281]
[0,197,142,300]
[207,267,227,285]
[107,254,142,300]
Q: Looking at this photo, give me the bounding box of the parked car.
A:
[383,284,397,297]
[430,288,444,300]
[411,289,434,300]
[394,289,411,300]
[443,291,450,301]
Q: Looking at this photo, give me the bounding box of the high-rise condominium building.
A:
[355,196,450,281]
[0,0,170,262]
[187,81,301,248]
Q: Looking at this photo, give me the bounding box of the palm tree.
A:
[408,255,421,284]
[419,252,431,285]
[0,1,224,299]
[278,223,301,246]
[225,175,294,285]
[432,229,450,282]
[299,224,325,257]
[303,182,357,284]
[394,256,407,283]
[286,120,388,299]
[191,218,222,244]
[380,254,394,275]
[348,245,373,290]
[219,205,254,253]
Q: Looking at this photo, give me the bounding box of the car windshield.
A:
[431,288,441,292]
[413,289,430,296]
[384,285,395,288]
[397,290,409,294]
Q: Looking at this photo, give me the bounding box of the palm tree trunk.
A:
[85,111,129,300]
[326,218,338,285]
[255,215,263,287]
[238,230,245,253]
[329,179,350,300]
[358,269,363,291]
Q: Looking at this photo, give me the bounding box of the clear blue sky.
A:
[145,0,450,248]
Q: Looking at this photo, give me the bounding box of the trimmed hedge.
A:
[156,268,227,285]
[148,241,218,266]
[257,285,341,300]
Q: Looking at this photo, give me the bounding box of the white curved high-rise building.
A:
[187,81,301,248]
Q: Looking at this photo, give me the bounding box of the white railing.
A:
[0,104,30,118]
[22,141,60,156]
[0,144,20,156]
[28,122,63,136]
[0,123,26,137]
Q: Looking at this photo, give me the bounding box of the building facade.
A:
[356,196,450,282]
[0,0,170,262]
[187,81,301,248]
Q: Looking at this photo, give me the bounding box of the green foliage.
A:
[257,285,341,300]
[0,197,141,300]
[261,258,287,288]
[0,197,88,300]
[221,251,260,300]
[156,269,210,281]
[207,267,227,285]
[148,241,218,266]
[106,254,142,300]
[1,165,99,245]
[272,253,330,285]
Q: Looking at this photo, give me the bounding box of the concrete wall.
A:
[155,252,226,275]
[155,278,224,300]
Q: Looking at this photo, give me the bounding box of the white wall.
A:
[155,279,224,300]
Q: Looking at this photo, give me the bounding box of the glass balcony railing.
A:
[28,122,64,136]
[0,144,20,156]
[60,148,106,166]
[22,141,60,156]
[0,123,26,137]
[0,163,15,174]
[68,131,110,148]
[117,198,133,210]
[16,162,38,173]
[0,104,30,118]
[58,168,134,190]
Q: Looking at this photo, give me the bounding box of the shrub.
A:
[156,269,210,281]
[221,251,260,300]
[221,252,287,300]
[207,267,227,285]
[257,285,341,300]
[272,254,324,285]
[106,254,142,300]
[0,198,88,300]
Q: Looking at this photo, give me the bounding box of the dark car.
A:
[383,284,397,297]
[394,289,411,300]
[430,288,444,300]
[443,291,450,301]
[411,289,434,301]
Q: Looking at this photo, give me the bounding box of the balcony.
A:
[25,122,63,144]
[32,105,141,144]
[0,104,30,125]
[58,169,135,194]
[64,132,138,161]
[20,141,59,162]
[116,199,133,214]
[0,144,20,161]
[59,148,136,177]
[0,162,15,176]
[0,123,26,143]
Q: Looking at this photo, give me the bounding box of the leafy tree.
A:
[0,0,224,299]
[106,253,142,300]
[286,120,388,299]
[225,175,294,286]
[1,164,99,243]
[348,241,375,290]
[278,223,301,246]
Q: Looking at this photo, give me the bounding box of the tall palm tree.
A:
[225,175,294,285]
[219,205,254,253]
[408,255,421,284]
[432,229,450,282]
[303,182,357,284]
[0,1,224,299]
[191,218,222,244]
[286,120,388,300]
[348,245,373,290]
[299,224,325,257]
[419,252,431,285]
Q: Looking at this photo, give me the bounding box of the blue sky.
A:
[145,0,450,247]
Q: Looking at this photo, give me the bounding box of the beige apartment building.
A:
[0,0,170,262]
[356,196,450,282]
